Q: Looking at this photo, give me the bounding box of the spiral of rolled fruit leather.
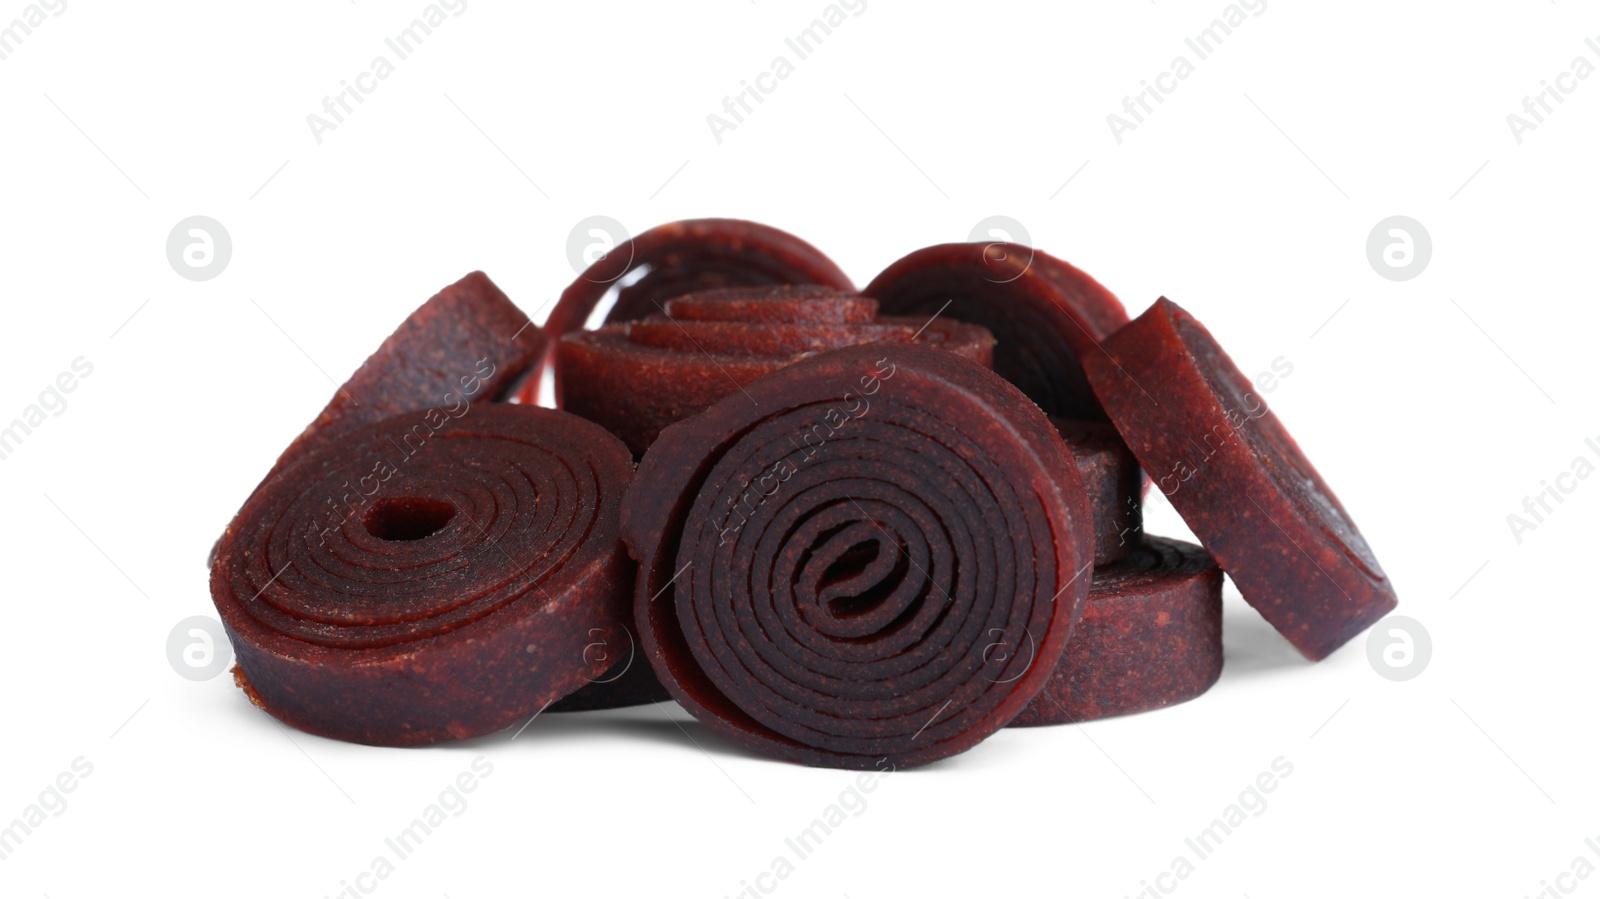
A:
[1054,418,1145,567]
[864,243,1128,421]
[622,343,1094,769]
[553,285,993,714]
[208,271,547,567]
[210,404,635,746]
[1009,537,1223,727]
[526,218,854,405]
[559,285,996,458]
[1084,298,1398,661]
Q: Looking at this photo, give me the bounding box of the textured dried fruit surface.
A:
[864,243,1128,421]
[1054,418,1144,566]
[536,218,853,375]
[210,405,634,746]
[558,285,991,713]
[277,270,547,473]
[622,343,1092,769]
[208,271,547,567]
[1084,298,1397,661]
[1009,537,1223,727]
[560,285,994,457]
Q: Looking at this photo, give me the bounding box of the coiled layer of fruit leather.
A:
[210,405,635,746]
[623,343,1093,769]
[527,219,854,404]
[1054,418,1145,566]
[550,286,994,714]
[1009,537,1223,727]
[560,285,996,457]
[1084,298,1398,661]
[208,272,547,566]
[864,243,1128,421]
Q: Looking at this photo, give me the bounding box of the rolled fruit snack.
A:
[210,406,636,746]
[865,242,1129,421]
[208,274,643,741]
[1009,537,1223,727]
[551,285,994,711]
[207,271,548,566]
[1083,298,1398,661]
[524,218,855,404]
[265,271,548,480]
[622,344,1094,769]
[560,285,995,456]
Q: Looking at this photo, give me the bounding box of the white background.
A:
[1,1,1596,897]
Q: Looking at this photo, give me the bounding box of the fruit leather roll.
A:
[1084,298,1397,661]
[210,405,635,746]
[865,243,1128,421]
[208,272,547,566]
[1054,418,1145,566]
[622,343,1094,769]
[1010,537,1223,727]
[273,271,547,476]
[560,285,995,457]
[530,218,855,402]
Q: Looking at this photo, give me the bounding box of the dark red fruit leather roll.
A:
[555,286,992,713]
[1084,298,1398,661]
[208,272,547,566]
[1009,537,1223,727]
[864,243,1128,421]
[623,343,1093,769]
[532,219,853,395]
[276,271,547,474]
[210,405,635,746]
[561,285,995,457]
[1054,418,1144,566]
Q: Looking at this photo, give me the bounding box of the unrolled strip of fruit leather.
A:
[210,405,634,745]
[207,272,547,566]
[622,343,1093,769]
[864,242,1128,421]
[273,271,546,474]
[1009,537,1223,727]
[1083,297,1398,661]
